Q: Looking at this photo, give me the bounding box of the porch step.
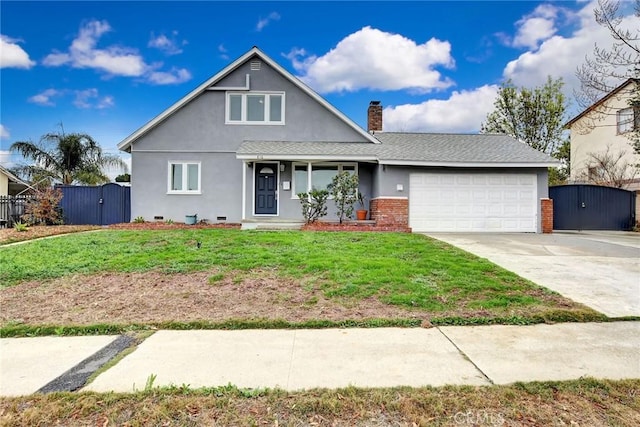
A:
[241,220,304,231]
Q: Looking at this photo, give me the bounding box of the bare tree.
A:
[575,0,640,151]
[578,145,638,188]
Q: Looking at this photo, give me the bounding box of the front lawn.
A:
[0,229,602,332]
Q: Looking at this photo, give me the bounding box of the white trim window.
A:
[617,107,637,134]
[168,161,201,194]
[292,162,357,198]
[226,92,285,124]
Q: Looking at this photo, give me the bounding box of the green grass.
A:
[0,229,552,309]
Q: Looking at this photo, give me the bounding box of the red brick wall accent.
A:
[541,198,553,234]
[301,222,410,232]
[370,197,409,227]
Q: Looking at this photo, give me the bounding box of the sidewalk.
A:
[2,321,638,397]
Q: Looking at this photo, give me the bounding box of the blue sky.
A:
[1,0,637,175]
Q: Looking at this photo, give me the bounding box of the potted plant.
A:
[356,192,368,221]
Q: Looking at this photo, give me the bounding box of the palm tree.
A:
[10,125,127,185]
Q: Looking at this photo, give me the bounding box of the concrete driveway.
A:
[426,231,640,318]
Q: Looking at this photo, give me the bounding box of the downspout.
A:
[242,161,246,220]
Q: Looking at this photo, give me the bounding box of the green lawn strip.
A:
[2,312,624,338]
[1,378,638,426]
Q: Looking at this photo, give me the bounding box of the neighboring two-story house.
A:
[118,47,557,233]
[565,78,639,191]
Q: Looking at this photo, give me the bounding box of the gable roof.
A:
[565,78,638,128]
[237,133,559,167]
[0,164,28,186]
[118,47,379,152]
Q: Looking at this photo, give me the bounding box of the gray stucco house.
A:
[119,47,557,232]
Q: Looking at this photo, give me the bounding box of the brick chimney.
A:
[367,101,382,133]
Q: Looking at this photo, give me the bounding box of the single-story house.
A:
[119,47,557,233]
[0,164,29,196]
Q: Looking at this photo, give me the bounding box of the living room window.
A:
[292,163,357,198]
[168,162,201,194]
[226,92,284,124]
[617,107,637,134]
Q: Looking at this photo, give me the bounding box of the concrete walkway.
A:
[2,322,638,396]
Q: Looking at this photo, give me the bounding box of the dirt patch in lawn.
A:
[0,225,102,245]
[0,222,240,245]
[0,269,594,327]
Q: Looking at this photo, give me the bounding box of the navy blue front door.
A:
[255,164,277,215]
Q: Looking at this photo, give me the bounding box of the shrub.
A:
[13,222,29,232]
[297,189,329,223]
[328,171,359,224]
[22,187,64,225]
[133,216,145,223]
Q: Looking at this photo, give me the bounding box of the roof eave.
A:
[378,160,560,168]
[564,78,638,128]
[237,154,378,162]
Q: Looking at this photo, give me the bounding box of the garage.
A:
[409,173,538,232]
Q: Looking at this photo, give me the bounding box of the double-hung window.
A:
[617,107,638,134]
[168,162,201,194]
[226,92,284,124]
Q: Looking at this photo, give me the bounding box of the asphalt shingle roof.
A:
[373,132,555,164]
[237,132,557,166]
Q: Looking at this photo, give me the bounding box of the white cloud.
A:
[73,88,115,109]
[0,35,35,69]
[383,85,499,133]
[498,4,564,50]
[28,88,63,106]
[147,67,192,85]
[44,20,146,76]
[218,43,229,60]
[291,26,455,94]
[43,20,192,85]
[513,17,557,49]
[148,31,185,55]
[0,124,10,139]
[256,12,280,32]
[502,0,636,96]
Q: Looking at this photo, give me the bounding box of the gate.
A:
[58,183,130,225]
[549,184,636,230]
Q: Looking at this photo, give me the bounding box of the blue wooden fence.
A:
[58,183,130,225]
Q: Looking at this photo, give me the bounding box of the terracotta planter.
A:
[356,210,368,220]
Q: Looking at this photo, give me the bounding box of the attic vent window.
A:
[250,61,261,71]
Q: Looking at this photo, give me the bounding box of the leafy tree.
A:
[481,76,568,155]
[115,173,131,183]
[10,125,126,185]
[328,171,359,224]
[575,0,640,153]
[549,139,571,186]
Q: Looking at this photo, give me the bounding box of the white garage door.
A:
[409,173,537,232]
